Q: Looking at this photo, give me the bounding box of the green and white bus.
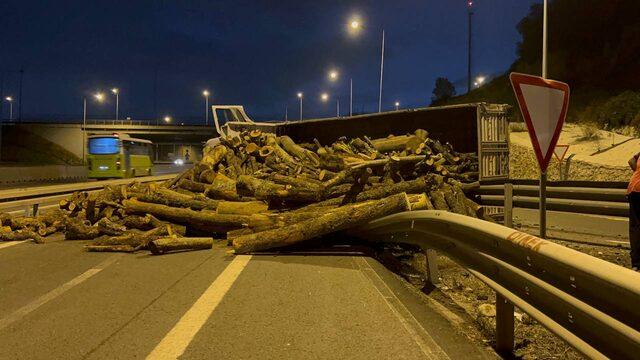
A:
[87,134,153,178]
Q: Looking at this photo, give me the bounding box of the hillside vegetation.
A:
[436,0,640,129]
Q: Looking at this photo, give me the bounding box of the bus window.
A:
[124,141,151,156]
[89,137,120,154]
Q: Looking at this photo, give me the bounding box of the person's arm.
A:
[629,153,640,170]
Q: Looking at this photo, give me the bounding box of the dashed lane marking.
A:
[0,240,28,250]
[0,254,121,331]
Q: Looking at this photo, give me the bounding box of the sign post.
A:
[510,73,570,238]
[554,144,570,180]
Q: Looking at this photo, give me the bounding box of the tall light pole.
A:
[111,88,119,120]
[336,99,340,117]
[202,90,210,125]
[297,92,303,120]
[82,92,105,163]
[378,29,385,112]
[4,97,13,121]
[540,0,548,239]
[348,17,384,113]
[467,1,474,93]
[350,78,353,116]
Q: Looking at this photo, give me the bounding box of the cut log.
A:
[279,135,320,166]
[0,229,45,244]
[233,192,411,253]
[206,173,240,200]
[236,175,321,203]
[148,237,214,255]
[64,218,101,240]
[122,198,248,233]
[216,201,269,215]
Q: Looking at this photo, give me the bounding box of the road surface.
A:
[0,239,495,359]
[0,164,182,190]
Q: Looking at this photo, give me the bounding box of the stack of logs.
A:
[0,129,486,255]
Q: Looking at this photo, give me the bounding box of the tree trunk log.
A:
[216,201,269,215]
[122,199,248,233]
[233,192,411,253]
[148,237,214,255]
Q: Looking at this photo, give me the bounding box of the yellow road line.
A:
[0,240,28,250]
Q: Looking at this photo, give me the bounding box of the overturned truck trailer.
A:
[212,103,511,182]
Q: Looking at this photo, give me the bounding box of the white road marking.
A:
[0,255,120,331]
[0,240,28,250]
[146,255,252,360]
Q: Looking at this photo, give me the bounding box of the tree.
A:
[431,77,456,104]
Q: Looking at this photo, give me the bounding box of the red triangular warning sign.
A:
[553,144,569,161]
[510,72,570,172]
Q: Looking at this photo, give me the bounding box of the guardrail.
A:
[475,181,628,217]
[0,174,175,215]
[352,211,640,359]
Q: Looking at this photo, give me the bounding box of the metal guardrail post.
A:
[32,203,39,217]
[495,293,515,354]
[425,249,440,286]
[504,183,513,228]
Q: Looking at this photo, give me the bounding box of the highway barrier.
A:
[0,174,175,215]
[353,210,640,359]
[475,181,629,217]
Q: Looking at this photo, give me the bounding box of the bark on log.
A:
[236,175,321,203]
[279,135,320,166]
[216,201,269,215]
[232,192,411,253]
[206,173,240,201]
[429,190,449,211]
[122,199,248,233]
[64,218,101,240]
[0,229,45,243]
[149,237,213,255]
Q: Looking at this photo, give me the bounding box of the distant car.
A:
[174,158,184,166]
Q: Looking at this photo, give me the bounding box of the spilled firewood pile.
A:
[0,129,487,254]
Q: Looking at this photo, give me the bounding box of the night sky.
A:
[0,0,538,122]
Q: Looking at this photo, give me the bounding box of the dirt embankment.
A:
[509,142,631,181]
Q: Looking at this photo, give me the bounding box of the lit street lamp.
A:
[297,92,303,120]
[321,93,329,102]
[347,16,385,113]
[202,90,210,125]
[394,101,400,111]
[82,92,105,163]
[328,70,338,81]
[111,88,119,120]
[164,115,172,123]
[4,96,13,121]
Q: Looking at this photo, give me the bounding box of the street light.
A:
[110,88,119,120]
[347,16,385,112]
[164,115,172,123]
[297,92,303,120]
[82,92,105,163]
[328,70,339,81]
[4,96,13,121]
[202,90,210,125]
[321,93,329,102]
[394,101,400,111]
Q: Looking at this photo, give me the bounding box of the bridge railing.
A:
[352,210,640,359]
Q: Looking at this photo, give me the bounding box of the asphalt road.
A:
[0,164,181,190]
[0,239,495,359]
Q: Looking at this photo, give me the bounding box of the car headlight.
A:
[174,159,184,166]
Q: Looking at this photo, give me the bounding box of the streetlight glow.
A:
[5,96,12,102]
[328,70,338,81]
[111,88,119,94]
[297,92,303,98]
[94,92,105,102]
[321,93,329,102]
[347,16,362,35]
[202,90,210,97]
[163,115,172,123]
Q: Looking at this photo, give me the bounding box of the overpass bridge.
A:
[1,120,219,162]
